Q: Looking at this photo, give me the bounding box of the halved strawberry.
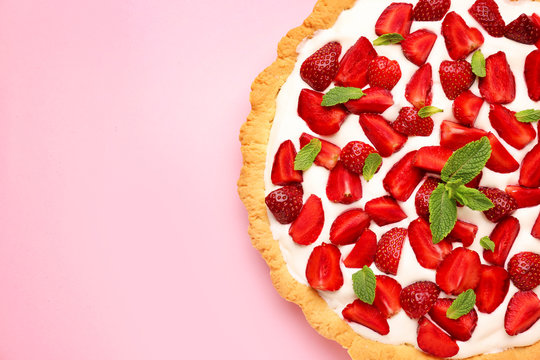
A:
[412,146,452,174]
[374,275,402,318]
[297,89,348,135]
[445,220,478,247]
[505,291,540,336]
[344,87,394,114]
[479,187,518,223]
[417,317,459,358]
[505,14,540,45]
[299,133,341,170]
[326,161,363,204]
[475,265,510,314]
[401,29,437,66]
[415,177,441,218]
[340,141,377,175]
[505,185,540,208]
[414,0,450,21]
[525,49,540,101]
[289,195,324,246]
[479,51,516,104]
[400,281,440,319]
[439,60,476,100]
[265,185,303,224]
[408,217,453,270]
[335,37,377,88]
[489,104,536,150]
[520,143,540,188]
[300,41,342,91]
[271,140,302,186]
[343,229,377,268]
[508,252,540,291]
[484,216,520,267]
[442,12,484,60]
[436,247,482,295]
[374,227,407,275]
[405,63,433,109]
[383,151,425,202]
[329,208,371,246]
[375,3,414,37]
[429,298,478,341]
[533,14,540,48]
[468,0,505,37]
[359,114,407,157]
[533,212,540,239]
[365,196,407,226]
[452,90,484,127]
[342,299,390,335]
[367,56,402,91]
[486,132,520,173]
[392,107,434,136]
[306,243,343,291]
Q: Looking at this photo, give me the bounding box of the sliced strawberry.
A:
[400,281,440,319]
[475,265,510,314]
[486,132,520,173]
[374,275,402,318]
[299,133,341,170]
[508,252,540,291]
[533,14,540,48]
[375,3,413,37]
[383,151,425,202]
[298,89,348,135]
[505,14,540,45]
[392,107,434,136]
[429,298,478,341]
[306,243,343,291]
[344,87,394,114]
[465,172,483,189]
[343,229,377,268]
[374,227,407,275]
[436,247,482,295]
[533,212,540,239]
[505,291,540,336]
[415,177,441,218]
[489,104,536,150]
[289,195,324,246]
[439,60,476,100]
[365,196,407,226]
[359,114,407,157]
[271,140,302,186]
[525,49,540,101]
[505,185,540,208]
[340,141,377,175]
[367,56,402,91]
[329,208,371,246]
[452,90,484,127]
[342,299,390,335]
[335,37,377,88]
[300,41,342,91]
[265,185,303,224]
[445,220,478,247]
[414,0,450,21]
[408,217,453,270]
[412,146,452,174]
[479,51,516,104]
[479,187,518,223]
[439,120,486,149]
[468,0,505,37]
[417,317,459,358]
[520,143,540,189]
[442,12,484,60]
[405,63,433,109]
[401,29,437,66]
[484,216,520,267]
[326,161,362,204]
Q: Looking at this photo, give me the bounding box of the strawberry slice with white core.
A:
[344,87,394,114]
[401,29,437,66]
[300,41,342,91]
[489,104,536,150]
[383,151,425,202]
[298,89,348,136]
[436,247,482,295]
[468,0,506,37]
[415,177,441,218]
[505,186,540,209]
[289,195,324,246]
[299,133,341,170]
[405,63,433,109]
[335,37,377,88]
[520,143,540,188]
[408,217,453,270]
[365,196,407,226]
[508,252,540,291]
[484,216,520,267]
[445,220,478,247]
[533,212,540,240]
[442,12,484,61]
[417,317,459,358]
[367,56,402,91]
[475,265,510,314]
[429,298,478,341]
[342,299,390,335]
[329,208,371,246]
[326,161,363,204]
[375,3,413,38]
[359,114,407,157]
[525,49,540,101]
[412,146,452,174]
[479,51,516,104]
[439,60,476,100]
[375,227,407,275]
[306,243,343,291]
[271,140,302,186]
[343,229,377,268]
[505,291,540,336]
[414,0,451,22]
[452,90,484,127]
[400,281,440,319]
[374,275,402,318]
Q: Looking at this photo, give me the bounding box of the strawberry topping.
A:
[408,217,453,270]
[413,0,451,21]
[469,0,506,37]
[478,187,518,223]
[405,63,433,109]
[392,107,434,137]
[335,37,377,88]
[375,3,414,37]
[300,41,342,91]
[508,252,540,291]
[375,227,407,275]
[520,143,540,188]
[439,60,476,100]
[329,208,371,246]
[525,49,540,101]
[452,90,484,127]
[340,141,377,175]
[505,291,540,336]
[265,185,303,224]
[417,317,459,358]
[342,299,390,335]
[442,12,484,60]
[289,195,324,245]
[475,265,510,314]
[484,216,520,267]
[326,161,363,204]
[400,281,440,319]
[271,140,302,186]
[488,104,536,150]
[365,196,407,226]
[436,247,482,295]
[367,56,402,91]
[298,89,348,135]
[479,51,516,105]
[359,114,407,157]
[344,87,394,114]
[429,298,478,341]
[374,275,402,318]
[299,133,341,170]
[306,243,344,291]
[343,229,377,268]
[401,29,437,66]
[505,14,540,45]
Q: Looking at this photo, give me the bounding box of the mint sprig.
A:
[418,106,443,118]
[430,184,457,244]
[321,87,365,106]
[363,153,382,181]
[294,139,321,171]
[480,236,495,251]
[352,266,376,305]
[515,109,540,123]
[441,137,492,184]
[447,289,476,320]
[471,50,486,78]
[373,33,405,46]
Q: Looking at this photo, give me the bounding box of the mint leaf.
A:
[480,236,495,251]
[429,184,457,244]
[352,266,376,305]
[418,106,443,118]
[321,87,365,106]
[453,185,494,211]
[294,139,321,171]
[447,289,476,320]
[445,178,464,199]
[373,33,404,46]
[363,153,382,181]
[471,50,486,78]
[515,109,540,123]
[441,137,491,184]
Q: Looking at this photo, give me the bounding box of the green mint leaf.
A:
[363,153,382,181]
[471,50,486,78]
[445,178,464,200]
[515,109,540,123]
[352,266,376,305]
[480,236,495,251]
[447,289,476,320]
[453,185,494,211]
[373,33,405,46]
[441,137,491,185]
[418,106,443,118]
[321,87,365,106]
[429,184,458,244]
[294,139,321,171]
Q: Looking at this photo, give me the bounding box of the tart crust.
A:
[238,0,540,359]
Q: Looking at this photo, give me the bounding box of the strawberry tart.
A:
[239,0,540,358]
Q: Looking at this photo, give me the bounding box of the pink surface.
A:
[0,0,349,359]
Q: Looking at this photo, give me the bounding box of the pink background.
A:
[0,0,349,359]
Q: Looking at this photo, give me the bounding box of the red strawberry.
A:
[429,298,478,341]
[300,41,342,91]
[335,37,377,88]
[485,132,520,173]
[297,89,348,135]
[417,317,459,358]
[365,196,407,226]
[265,185,303,224]
[452,90,484,127]
[489,104,536,150]
[505,291,540,336]
[342,299,390,335]
[475,265,510,314]
[374,227,407,275]
[373,275,402,318]
[508,252,540,291]
[505,185,540,209]
[343,229,377,268]
[299,133,341,170]
[392,107,434,136]
[442,12,484,60]
[533,13,540,48]
[479,51,516,104]
[465,172,483,189]
[520,143,540,188]
[329,208,371,246]
[445,220,478,247]
[359,114,407,157]
[439,120,486,150]
[436,247,482,295]
[468,0,506,37]
[326,161,363,204]
[408,217,453,270]
[525,50,540,102]
[401,29,437,66]
[400,281,440,319]
[533,212,540,240]
[344,87,394,114]
[415,177,441,218]
[271,140,302,186]
[405,63,433,109]
[383,151,425,202]
[478,187,518,223]
[439,60,476,100]
[340,141,377,175]
[413,146,452,173]
[413,0,450,21]
[306,243,343,291]
[367,56,402,91]
[375,3,414,37]
[289,195,324,246]
[484,216,520,267]
[505,14,540,45]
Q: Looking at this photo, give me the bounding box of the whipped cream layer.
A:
[264,0,540,358]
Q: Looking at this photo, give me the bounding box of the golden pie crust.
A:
[238,0,540,358]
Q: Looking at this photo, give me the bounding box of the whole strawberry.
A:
[392,107,434,136]
[340,141,377,174]
[415,177,441,218]
[368,56,402,90]
[400,281,440,319]
[375,227,407,275]
[439,60,475,100]
[414,0,451,21]
[479,187,517,223]
[508,252,540,291]
[300,42,342,91]
[469,0,506,37]
[505,14,540,45]
[265,185,303,224]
